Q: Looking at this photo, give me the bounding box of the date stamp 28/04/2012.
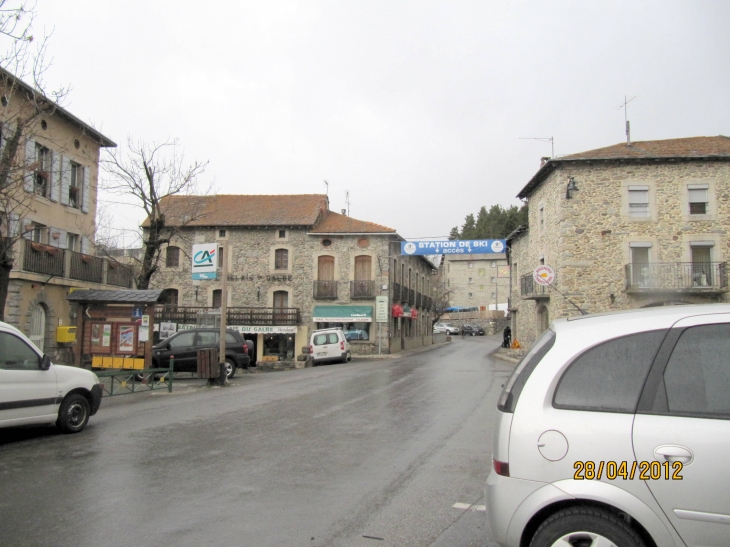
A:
[574,461,683,481]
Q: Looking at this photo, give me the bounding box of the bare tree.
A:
[0,1,72,320]
[430,269,453,327]
[100,138,212,289]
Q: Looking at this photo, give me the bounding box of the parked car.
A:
[344,329,368,341]
[310,328,351,365]
[0,320,102,433]
[433,322,459,335]
[152,328,251,378]
[486,304,730,547]
[462,324,485,336]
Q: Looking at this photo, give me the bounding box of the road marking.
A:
[453,503,486,511]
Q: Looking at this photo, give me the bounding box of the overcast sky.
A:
[30,1,730,244]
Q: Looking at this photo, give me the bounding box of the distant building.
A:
[508,136,730,348]
[443,253,509,311]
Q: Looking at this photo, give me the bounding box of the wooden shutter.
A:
[81,164,90,213]
[60,156,70,205]
[318,255,334,281]
[23,138,34,192]
[354,255,371,281]
[49,150,60,201]
[81,235,91,255]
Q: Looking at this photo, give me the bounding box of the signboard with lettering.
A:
[375,296,388,323]
[177,324,297,334]
[192,243,217,280]
[401,239,506,256]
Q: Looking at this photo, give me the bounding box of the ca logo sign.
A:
[193,249,216,267]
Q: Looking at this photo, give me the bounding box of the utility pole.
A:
[218,241,228,385]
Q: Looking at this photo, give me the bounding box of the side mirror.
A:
[40,354,52,370]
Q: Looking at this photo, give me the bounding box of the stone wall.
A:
[510,160,730,349]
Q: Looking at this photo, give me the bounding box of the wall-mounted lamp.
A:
[566,177,579,199]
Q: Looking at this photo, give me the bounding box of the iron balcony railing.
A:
[392,282,401,301]
[106,262,134,288]
[69,250,104,283]
[625,262,728,291]
[520,271,555,298]
[350,280,375,299]
[155,306,302,326]
[408,289,415,305]
[313,280,338,299]
[415,292,422,307]
[23,240,64,277]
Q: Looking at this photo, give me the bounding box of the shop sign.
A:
[192,243,217,280]
[177,324,297,334]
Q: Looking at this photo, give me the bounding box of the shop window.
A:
[316,322,371,341]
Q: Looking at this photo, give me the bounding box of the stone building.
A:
[508,136,730,348]
[444,253,509,311]
[0,68,124,362]
[148,194,436,366]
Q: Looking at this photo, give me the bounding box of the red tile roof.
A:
[560,135,730,160]
[310,210,396,234]
[145,194,329,227]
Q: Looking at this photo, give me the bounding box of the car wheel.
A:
[225,359,236,379]
[529,507,646,547]
[57,393,91,434]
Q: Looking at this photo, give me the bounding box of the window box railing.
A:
[23,240,64,276]
[155,306,302,326]
[520,271,554,299]
[313,280,338,299]
[350,280,375,299]
[625,262,728,291]
[69,250,103,283]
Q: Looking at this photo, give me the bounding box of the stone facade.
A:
[149,197,437,364]
[444,253,509,311]
[509,137,730,349]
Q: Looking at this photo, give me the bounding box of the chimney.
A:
[341,209,347,216]
[540,156,550,167]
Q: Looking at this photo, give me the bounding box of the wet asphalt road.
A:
[0,335,514,547]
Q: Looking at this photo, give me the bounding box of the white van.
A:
[309,328,351,365]
[0,321,103,433]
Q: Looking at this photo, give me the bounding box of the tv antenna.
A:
[519,136,554,158]
[345,190,350,216]
[324,180,329,196]
[618,96,636,145]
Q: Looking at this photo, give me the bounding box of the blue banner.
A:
[401,239,506,255]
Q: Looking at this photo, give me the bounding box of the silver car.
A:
[486,304,730,547]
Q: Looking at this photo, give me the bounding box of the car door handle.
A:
[654,445,694,464]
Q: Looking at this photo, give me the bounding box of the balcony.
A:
[625,262,728,294]
[156,306,302,326]
[520,271,554,300]
[313,280,338,299]
[407,289,415,305]
[350,280,375,299]
[20,239,134,288]
[415,292,422,307]
[392,282,401,301]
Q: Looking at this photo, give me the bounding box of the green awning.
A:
[313,305,373,323]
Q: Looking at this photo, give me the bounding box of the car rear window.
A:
[497,329,556,413]
[553,330,667,413]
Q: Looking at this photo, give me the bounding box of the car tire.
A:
[225,358,236,379]
[57,393,91,434]
[529,507,646,547]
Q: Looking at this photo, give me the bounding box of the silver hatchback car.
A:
[486,304,730,547]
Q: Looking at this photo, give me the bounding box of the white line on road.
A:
[453,503,486,511]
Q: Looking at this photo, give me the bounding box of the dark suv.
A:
[462,324,485,336]
[152,328,251,378]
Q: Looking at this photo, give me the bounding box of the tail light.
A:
[493,459,510,477]
[340,341,344,350]
[242,344,248,355]
[309,345,313,355]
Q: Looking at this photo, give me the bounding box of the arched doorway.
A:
[30,304,46,351]
[538,305,550,333]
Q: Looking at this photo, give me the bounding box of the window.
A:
[628,186,650,218]
[553,330,667,413]
[479,285,485,291]
[631,244,651,287]
[275,249,289,270]
[691,243,713,286]
[31,222,47,243]
[212,289,222,308]
[663,324,730,418]
[69,162,83,208]
[468,292,473,298]
[169,331,195,349]
[273,290,288,309]
[161,288,178,306]
[538,205,545,231]
[218,229,227,238]
[478,268,485,277]
[491,262,496,268]
[688,184,709,215]
[0,332,40,370]
[166,246,180,267]
[66,233,79,252]
[468,262,473,268]
[34,144,50,197]
[468,277,473,284]
[278,229,286,239]
[218,246,223,268]
[491,277,496,283]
